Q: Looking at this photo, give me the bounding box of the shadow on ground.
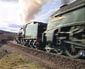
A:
[0,40,8,47]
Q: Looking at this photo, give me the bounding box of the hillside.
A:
[0,30,16,42]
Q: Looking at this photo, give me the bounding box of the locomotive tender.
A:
[16,0,85,58]
[16,21,47,49]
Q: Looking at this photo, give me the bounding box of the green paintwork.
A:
[25,23,38,39]
[47,0,85,30]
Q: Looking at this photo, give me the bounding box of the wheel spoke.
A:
[65,45,81,58]
[46,49,51,53]
[53,48,63,55]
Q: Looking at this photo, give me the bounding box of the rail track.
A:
[1,41,85,69]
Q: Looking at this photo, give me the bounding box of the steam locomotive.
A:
[16,0,85,58]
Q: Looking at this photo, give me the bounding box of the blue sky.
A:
[0,0,76,32]
[34,0,61,22]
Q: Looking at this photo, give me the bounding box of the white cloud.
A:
[0,1,23,32]
[5,27,20,32]
[0,1,21,23]
[0,23,21,32]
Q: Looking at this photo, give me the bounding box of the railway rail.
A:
[2,41,85,69]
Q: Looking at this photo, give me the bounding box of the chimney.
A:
[60,0,70,8]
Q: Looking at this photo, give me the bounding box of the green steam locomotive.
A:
[16,0,85,58]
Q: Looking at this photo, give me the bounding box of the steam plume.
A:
[19,0,48,23]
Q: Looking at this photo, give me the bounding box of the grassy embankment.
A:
[0,53,45,69]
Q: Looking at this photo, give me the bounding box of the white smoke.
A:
[19,0,48,23]
[19,0,76,23]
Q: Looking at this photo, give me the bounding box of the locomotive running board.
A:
[64,41,85,49]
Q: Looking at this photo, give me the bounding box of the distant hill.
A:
[0,30,16,40]
[0,30,16,34]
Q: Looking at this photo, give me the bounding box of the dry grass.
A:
[0,54,46,69]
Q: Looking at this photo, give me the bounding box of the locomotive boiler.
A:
[43,0,85,58]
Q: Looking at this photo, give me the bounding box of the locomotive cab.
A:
[44,0,85,58]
